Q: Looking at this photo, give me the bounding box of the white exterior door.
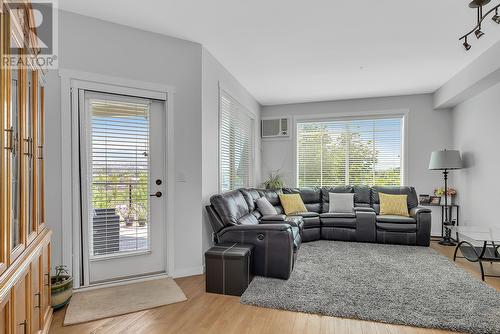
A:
[79,91,167,285]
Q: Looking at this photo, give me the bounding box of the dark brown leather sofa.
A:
[206,186,431,280]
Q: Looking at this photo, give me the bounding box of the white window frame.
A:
[218,85,256,192]
[293,109,409,187]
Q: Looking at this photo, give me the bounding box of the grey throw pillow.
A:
[329,193,354,213]
[256,197,278,215]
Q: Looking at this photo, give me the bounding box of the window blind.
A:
[219,90,254,192]
[90,98,151,257]
[297,117,403,187]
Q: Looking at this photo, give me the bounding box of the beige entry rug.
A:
[64,277,187,325]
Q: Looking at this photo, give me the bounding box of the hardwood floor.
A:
[49,241,500,334]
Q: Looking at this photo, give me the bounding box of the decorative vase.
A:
[51,275,73,309]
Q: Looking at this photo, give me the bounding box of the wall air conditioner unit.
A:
[261,118,289,138]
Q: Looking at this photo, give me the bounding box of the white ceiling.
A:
[59,0,500,105]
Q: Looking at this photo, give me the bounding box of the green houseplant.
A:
[261,169,285,190]
[51,265,73,309]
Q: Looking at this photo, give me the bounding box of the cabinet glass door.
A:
[0,8,8,273]
[36,83,44,229]
[10,68,22,255]
[25,70,36,242]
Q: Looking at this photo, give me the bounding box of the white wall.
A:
[201,49,261,255]
[261,94,453,236]
[46,11,204,277]
[452,82,500,228]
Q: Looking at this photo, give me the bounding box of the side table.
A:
[420,203,460,245]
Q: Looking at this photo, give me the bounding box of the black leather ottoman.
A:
[205,243,254,296]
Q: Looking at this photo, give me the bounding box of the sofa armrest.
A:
[261,214,286,222]
[410,207,432,246]
[259,216,303,235]
[354,207,375,213]
[409,207,432,217]
[355,210,376,242]
[217,224,294,279]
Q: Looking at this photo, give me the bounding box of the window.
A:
[89,97,151,256]
[219,89,255,192]
[297,117,403,187]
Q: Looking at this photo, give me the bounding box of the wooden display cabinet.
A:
[0,1,53,333]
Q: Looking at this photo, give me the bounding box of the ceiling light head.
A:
[475,29,485,39]
[493,9,500,24]
[463,41,472,51]
[468,0,491,8]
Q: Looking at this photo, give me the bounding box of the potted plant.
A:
[261,169,285,190]
[117,204,134,227]
[134,203,147,227]
[434,187,457,205]
[51,265,73,310]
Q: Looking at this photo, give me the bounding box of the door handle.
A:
[150,191,162,198]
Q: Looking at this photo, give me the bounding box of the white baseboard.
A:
[173,266,204,278]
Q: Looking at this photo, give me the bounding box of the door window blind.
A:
[297,117,403,187]
[219,90,254,192]
[90,98,151,257]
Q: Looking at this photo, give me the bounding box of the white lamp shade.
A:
[429,150,463,170]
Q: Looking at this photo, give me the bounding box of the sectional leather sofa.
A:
[206,186,431,279]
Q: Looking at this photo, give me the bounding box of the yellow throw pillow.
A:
[379,193,409,217]
[279,194,307,215]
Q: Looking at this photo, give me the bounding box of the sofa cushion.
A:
[353,185,371,205]
[258,189,284,214]
[321,186,352,212]
[210,190,251,226]
[371,186,419,209]
[283,187,322,213]
[239,188,261,212]
[379,193,409,217]
[237,213,259,225]
[376,215,416,223]
[329,193,354,213]
[376,222,417,232]
[279,194,308,215]
[256,197,278,216]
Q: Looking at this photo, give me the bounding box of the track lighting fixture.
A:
[459,0,500,50]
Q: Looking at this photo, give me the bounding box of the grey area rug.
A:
[241,241,500,334]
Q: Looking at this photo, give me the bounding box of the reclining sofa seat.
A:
[206,189,303,280]
[371,186,432,246]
